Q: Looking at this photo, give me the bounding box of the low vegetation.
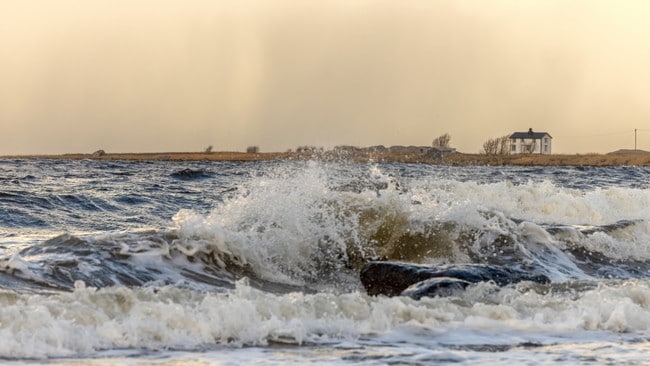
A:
[5,149,650,166]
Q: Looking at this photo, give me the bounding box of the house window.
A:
[511,145,516,152]
[544,144,548,152]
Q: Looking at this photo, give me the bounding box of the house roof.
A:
[510,129,552,139]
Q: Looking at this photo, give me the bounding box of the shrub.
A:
[432,133,451,148]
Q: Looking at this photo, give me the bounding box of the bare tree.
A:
[204,145,213,153]
[482,138,498,155]
[498,135,511,155]
[432,133,451,148]
[482,135,511,155]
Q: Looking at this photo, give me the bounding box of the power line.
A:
[555,130,633,139]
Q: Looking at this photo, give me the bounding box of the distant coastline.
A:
[3,149,650,167]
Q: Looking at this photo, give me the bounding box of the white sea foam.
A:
[417,178,650,226]
[0,279,649,359]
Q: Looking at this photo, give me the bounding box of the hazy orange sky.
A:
[2,0,650,154]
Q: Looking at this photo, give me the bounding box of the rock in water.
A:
[360,261,440,296]
[401,277,471,300]
[170,168,209,180]
[360,261,550,299]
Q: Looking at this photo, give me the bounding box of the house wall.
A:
[543,136,552,154]
[509,135,552,154]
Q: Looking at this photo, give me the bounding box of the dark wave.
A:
[2,213,649,295]
[0,230,311,294]
[170,168,214,180]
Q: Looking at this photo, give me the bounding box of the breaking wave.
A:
[4,161,650,294]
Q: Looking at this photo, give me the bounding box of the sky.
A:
[2,0,650,155]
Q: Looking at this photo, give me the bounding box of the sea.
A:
[1,158,650,365]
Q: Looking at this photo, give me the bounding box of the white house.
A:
[509,128,552,155]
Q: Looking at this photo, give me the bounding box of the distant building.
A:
[424,146,456,158]
[333,145,362,153]
[509,128,552,154]
[388,145,431,154]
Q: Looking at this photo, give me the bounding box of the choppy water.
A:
[1,158,650,364]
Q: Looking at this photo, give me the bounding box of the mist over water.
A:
[1,159,650,363]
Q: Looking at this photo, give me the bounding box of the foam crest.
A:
[581,221,650,260]
[1,279,649,359]
[171,162,418,285]
[421,179,650,226]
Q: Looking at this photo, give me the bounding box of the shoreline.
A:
[2,151,650,167]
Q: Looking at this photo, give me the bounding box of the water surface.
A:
[1,159,649,364]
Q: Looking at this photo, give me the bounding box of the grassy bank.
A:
[3,150,650,166]
[419,152,650,166]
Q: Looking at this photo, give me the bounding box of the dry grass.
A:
[435,152,650,166]
[4,150,650,166]
[0,151,293,162]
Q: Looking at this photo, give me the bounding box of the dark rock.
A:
[170,169,210,180]
[401,277,471,300]
[360,261,550,298]
[360,261,439,296]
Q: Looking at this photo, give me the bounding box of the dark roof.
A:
[510,131,552,139]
